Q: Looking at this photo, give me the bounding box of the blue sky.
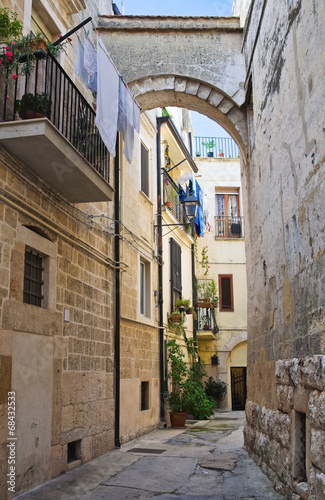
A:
[117,0,233,137]
[118,0,233,17]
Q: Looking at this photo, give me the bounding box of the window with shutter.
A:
[219,274,234,311]
[170,239,182,310]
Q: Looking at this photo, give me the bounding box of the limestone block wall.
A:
[241,0,325,497]
[0,145,116,498]
[245,356,325,499]
[118,111,160,443]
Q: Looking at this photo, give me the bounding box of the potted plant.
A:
[175,297,191,313]
[218,149,224,157]
[15,92,51,119]
[168,311,183,324]
[204,377,227,408]
[200,314,210,330]
[165,339,188,427]
[202,139,215,157]
[195,151,201,157]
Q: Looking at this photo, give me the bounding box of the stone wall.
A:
[241,0,325,497]
[245,356,325,499]
[0,139,115,497]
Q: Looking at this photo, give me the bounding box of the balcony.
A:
[215,216,244,238]
[193,136,240,159]
[162,169,187,225]
[0,52,113,203]
[196,306,219,339]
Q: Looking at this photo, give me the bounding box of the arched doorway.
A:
[226,341,247,410]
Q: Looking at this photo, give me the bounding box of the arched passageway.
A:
[98,15,248,159]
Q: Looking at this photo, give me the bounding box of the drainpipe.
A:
[191,242,197,340]
[156,120,165,423]
[114,134,121,448]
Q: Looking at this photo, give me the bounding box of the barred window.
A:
[23,248,44,307]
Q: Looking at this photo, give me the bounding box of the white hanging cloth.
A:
[84,37,97,93]
[75,40,88,86]
[95,36,119,157]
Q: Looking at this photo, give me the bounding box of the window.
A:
[170,238,182,310]
[215,190,242,238]
[67,440,81,463]
[23,248,44,307]
[140,381,149,411]
[140,258,151,318]
[141,143,149,197]
[219,275,234,312]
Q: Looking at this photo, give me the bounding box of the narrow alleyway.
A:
[15,412,284,500]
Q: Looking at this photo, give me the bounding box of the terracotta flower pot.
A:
[170,412,187,427]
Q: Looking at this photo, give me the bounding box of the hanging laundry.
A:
[84,37,97,93]
[117,77,135,163]
[194,179,204,237]
[95,36,119,157]
[133,100,141,133]
[75,40,88,86]
[117,76,127,133]
[123,89,135,163]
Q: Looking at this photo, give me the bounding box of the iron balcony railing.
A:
[215,216,244,238]
[1,51,109,182]
[194,136,240,159]
[162,169,185,225]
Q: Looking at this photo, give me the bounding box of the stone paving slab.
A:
[15,412,285,500]
[104,455,197,493]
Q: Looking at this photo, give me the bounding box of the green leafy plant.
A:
[199,314,210,329]
[204,376,227,404]
[196,279,218,303]
[175,298,191,310]
[15,92,51,118]
[201,245,209,276]
[165,332,214,420]
[0,8,23,41]
[201,139,215,152]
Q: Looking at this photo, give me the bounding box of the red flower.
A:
[68,37,72,42]
[12,73,17,80]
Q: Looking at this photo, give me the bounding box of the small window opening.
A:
[141,381,149,411]
[67,440,81,463]
[23,248,44,307]
[293,411,307,482]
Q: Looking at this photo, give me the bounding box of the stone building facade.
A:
[0,1,118,498]
[194,156,247,411]
[236,0,325,498]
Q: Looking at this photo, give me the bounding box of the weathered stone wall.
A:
[245,356,325,499]
[242,0,325,497]
[0,140,115,495]
[119,111,160,443]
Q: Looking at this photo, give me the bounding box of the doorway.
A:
[231,367,247,410]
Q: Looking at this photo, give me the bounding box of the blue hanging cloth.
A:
[194,180,204,237]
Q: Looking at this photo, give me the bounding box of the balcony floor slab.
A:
[0,118,114,203]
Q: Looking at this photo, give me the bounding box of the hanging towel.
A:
[123,90,135,163]
[117,77,127,133]
[75,40,88,86]
[133,100,141,133]
[95,36,119,157]
[84,37,97,93]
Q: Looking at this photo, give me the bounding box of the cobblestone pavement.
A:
[15,411,285,500]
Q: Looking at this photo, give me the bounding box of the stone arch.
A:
[217,330,247,369]
[129,75,248,160]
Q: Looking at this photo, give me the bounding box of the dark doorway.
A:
[231,367,247,410]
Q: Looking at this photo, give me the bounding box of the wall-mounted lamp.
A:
[211,354,219,366]
[155,194,200,228]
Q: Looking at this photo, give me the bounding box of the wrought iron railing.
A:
[162,169,185,224]
[194,136,240,159]
[215,216,243,238]
[1,52,109,182]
